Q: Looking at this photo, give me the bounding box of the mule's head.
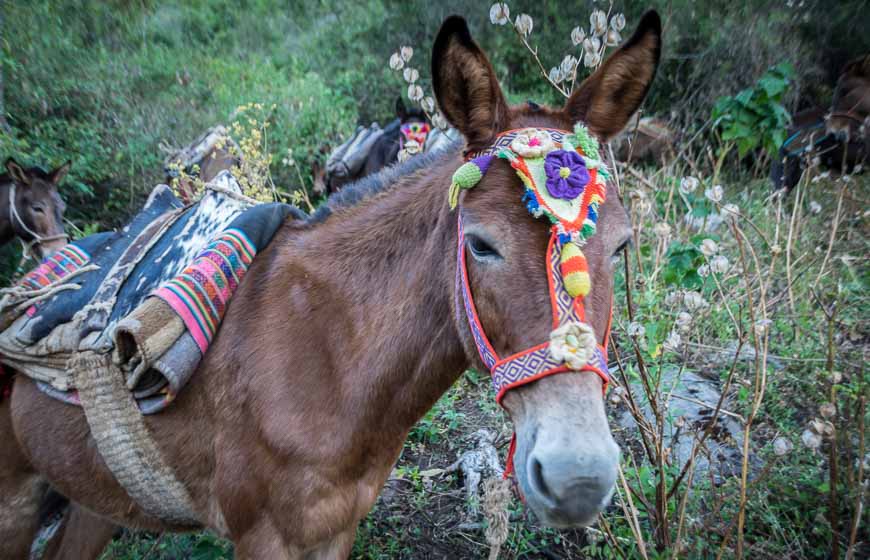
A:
[827,55,870,144]
[433,12,661,527]
[4,158,69,258]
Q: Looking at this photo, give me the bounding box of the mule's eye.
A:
[31,205,45,215]
[467,234,500,260]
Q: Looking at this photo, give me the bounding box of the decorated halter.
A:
[400,122,431,149]
[449,124,612,475]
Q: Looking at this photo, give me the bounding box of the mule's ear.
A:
[50,161,71,185]
[432,16,509,150]
[5,158,30,186]
[395,96,407,120]
[564,10,662,140]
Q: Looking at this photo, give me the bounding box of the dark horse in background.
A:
[771,54,870,190]
[0,159,69,260]
[322,97,430,194]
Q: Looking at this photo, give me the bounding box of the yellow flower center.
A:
[559,166,571,179]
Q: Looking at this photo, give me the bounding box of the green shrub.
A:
[712,62,795,158]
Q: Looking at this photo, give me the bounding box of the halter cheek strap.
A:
[456,214,611,403]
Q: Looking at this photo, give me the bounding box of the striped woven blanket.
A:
[154,228,254,353]
[0,171,301,413]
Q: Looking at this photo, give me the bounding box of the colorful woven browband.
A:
[450,123,613,399]
[464,127,571,159]
[400,122,431,149]
[154,228,255,353]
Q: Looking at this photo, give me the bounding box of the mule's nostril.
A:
[528,456,556,507]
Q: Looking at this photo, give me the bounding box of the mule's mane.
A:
[307,140,461,224]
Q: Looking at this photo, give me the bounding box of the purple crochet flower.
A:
[543,150,589,200]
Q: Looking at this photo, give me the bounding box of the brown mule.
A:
[827,53,870,168]
[0,159,69,260]
[0,11,661,559]
[772,55,870,190]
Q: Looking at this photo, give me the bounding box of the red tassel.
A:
[503,432,526,503]
[503,432,517,479]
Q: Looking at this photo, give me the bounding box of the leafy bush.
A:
[712,62,795,158]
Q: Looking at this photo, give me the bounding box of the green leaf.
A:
[771,128,787,151]
[773,61,796,80]
[682,270,702,289]
[670,253,693,272]
[640,243,652,258]
[692,205,711,218]
[737,136,757,158]
[721,123,753,141]
[734,89,755,107]
[772,103,792,125]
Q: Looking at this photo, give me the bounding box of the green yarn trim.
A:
[571,124,600,160]
[448,182,461,209]
[497,147,517,162]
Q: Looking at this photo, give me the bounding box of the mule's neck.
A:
[306,159,470,433]
[222,153,471,454]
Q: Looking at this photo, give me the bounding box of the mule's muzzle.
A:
[36,237,69,260]
[517,430,619,527]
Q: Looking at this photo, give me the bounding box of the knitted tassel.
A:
[449,155,495,209]
[560,242,591,298]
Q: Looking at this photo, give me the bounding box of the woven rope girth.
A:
[72,350,198,525]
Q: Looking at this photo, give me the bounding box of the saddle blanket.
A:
[0,171,300,413]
